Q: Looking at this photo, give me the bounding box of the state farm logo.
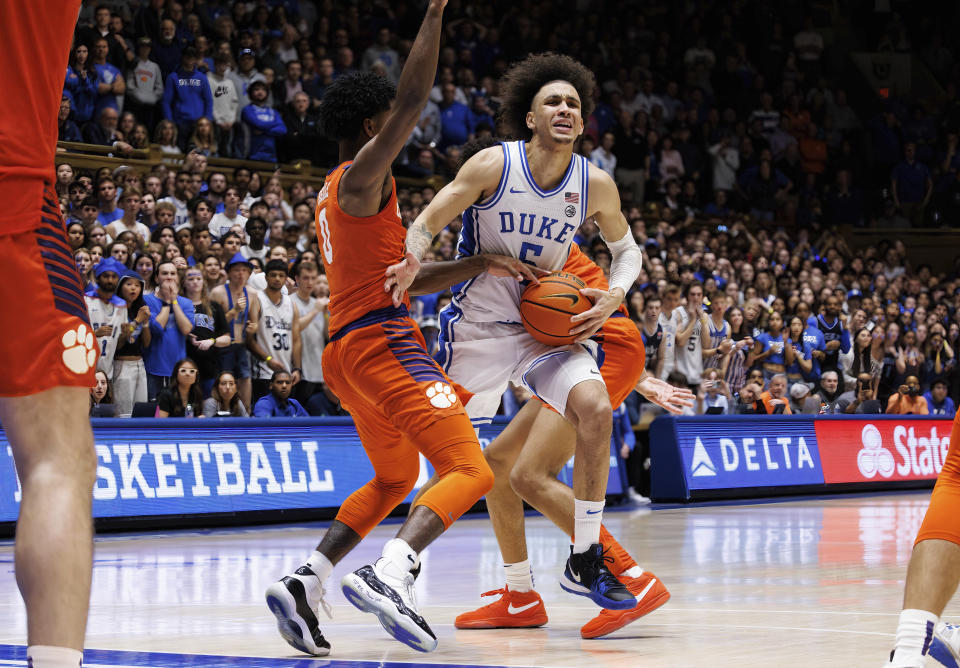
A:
[857,424,896,478]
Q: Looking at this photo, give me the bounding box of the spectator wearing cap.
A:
[211,253,255,410]
[143,261,196,400]
[84,258,128,377]
[113,270,153,417]
[162,47,214,152]
[240,81,287,162]
[924,378,956,416]
[208,54,241,157]
[126,37,164,132]
[232,48,266,108]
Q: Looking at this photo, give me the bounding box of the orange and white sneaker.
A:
[580,572,670,639]
[454,586,548,629]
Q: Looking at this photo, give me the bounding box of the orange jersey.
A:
[0,0,81,235]
[315,162,410,337]
[562,245,629,318]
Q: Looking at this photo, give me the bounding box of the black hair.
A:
[458,135,502,170]
[498,52,596,140]
[246,216,267,231]
[270,369,292,382]
[265,259,288,275]
[221,231,242,244]
[318,71,397,142]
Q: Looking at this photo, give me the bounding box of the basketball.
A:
[520,271,593,346]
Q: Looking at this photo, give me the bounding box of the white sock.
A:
[379,538,418,580]
[573,499,604,553]
[304,550,333,582]
[623,566,643,578]
[26,645,82,667]
[503,559,534,593]
[890,608,938,667]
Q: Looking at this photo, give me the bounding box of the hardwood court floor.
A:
[0,492,948,667]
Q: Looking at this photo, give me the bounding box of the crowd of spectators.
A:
[59,0,960,422]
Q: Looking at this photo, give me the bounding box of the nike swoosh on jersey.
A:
[507,601,541,614]
[509,187,526,194]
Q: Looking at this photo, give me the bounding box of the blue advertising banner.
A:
[0,417,623,523]
[650,415,943,501]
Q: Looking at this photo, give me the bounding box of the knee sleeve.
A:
[412,415,493,529]
[336,449,420,538]
[916,412,960,547]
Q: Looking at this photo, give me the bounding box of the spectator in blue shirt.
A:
[162,47,214,151]
[92,37,125,116]
[253,370,309,417]
[65,44,99,124]
[891,142,933,226]
[924,378,956,416]
[58,97,83,143]
[153,18,184,80]
[240,81,287,162]
[143,261,196,400]
[438,82,471,150]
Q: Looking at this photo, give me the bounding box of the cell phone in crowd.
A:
[865,321,875,332]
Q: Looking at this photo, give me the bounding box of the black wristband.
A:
[164,301,173,308]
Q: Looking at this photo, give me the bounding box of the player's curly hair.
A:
[498,53,596,141]
[458,135,503,170]
[318,71,397,142]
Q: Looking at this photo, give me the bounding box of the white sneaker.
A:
[628,488,652,505]
[265,566,332,656]
[341,559,438,652]
[929,621,960,667]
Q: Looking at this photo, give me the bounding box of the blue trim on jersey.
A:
[579,155,589,227]
[381,321,447,383]
[518,140,576,197]
[473,142,511,210]
[457,206,480,258]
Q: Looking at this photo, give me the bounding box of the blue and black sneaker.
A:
[560,544,637,611]
[265,567,332,656]
[929,621,960,668]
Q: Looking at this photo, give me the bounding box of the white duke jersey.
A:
[254,291,294,380]
[84,295,126,375]
[451,140,589,323]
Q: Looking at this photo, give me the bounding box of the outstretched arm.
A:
[385,146,504,304]
[409,254,547,296]
[341,0,447,198]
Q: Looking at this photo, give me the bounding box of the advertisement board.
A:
[0,417,624,525]
[650,415,951,502]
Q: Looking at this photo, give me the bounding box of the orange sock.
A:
[599,524,639,576]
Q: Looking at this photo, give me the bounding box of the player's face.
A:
[528,81,583,145]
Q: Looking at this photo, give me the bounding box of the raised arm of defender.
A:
[385,146,505,305]
[568,164,643,342]
[339,0,447,205]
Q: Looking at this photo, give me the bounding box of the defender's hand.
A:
[636,376,695,415]
[384,252,422,307]
[482,255,548,284]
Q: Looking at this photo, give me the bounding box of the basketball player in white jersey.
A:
[386,53,643,609]
[247,258,302,403]
[290,260,327,406]
[84,258,127,376]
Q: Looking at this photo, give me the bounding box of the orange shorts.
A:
[916,411,960,547]
[0,185,96,397]
[540,313,646,412]
[323,310,469,436]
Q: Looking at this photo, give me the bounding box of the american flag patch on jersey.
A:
[564,192,579,203]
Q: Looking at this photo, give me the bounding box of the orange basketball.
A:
[520,271,593,346]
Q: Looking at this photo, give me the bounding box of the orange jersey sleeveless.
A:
[562,245,644,407]
[316,163,410,336]
[0,1,81,235]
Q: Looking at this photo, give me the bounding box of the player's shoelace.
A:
[592,548,624,593]
[479,588,507,598]
[317,583,333,619]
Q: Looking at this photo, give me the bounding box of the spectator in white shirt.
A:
[590,131,617,178]
[106,188,150,245]
[209,185,247,239]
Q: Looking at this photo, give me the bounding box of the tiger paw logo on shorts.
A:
[61,324,97,374]
[426,382,457,408]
